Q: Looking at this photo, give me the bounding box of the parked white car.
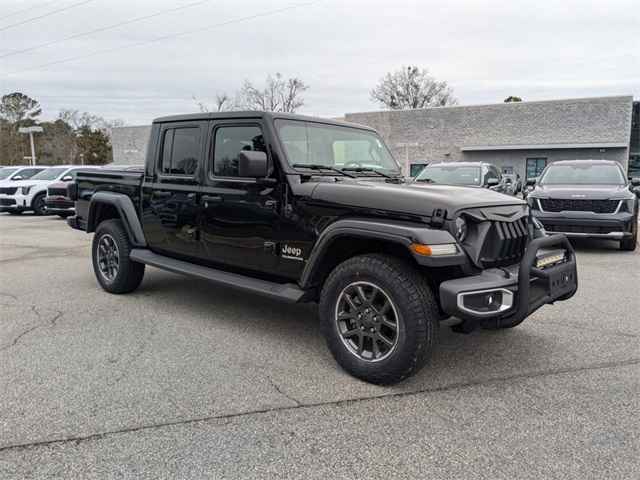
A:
[0,166,85,215]
[0,166,49,214]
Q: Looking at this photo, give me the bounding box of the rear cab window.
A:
[159,126,202,176]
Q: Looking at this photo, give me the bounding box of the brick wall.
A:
[111,126,152,165]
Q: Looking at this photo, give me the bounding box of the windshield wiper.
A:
[340,166,399,179]
[292,164,356,178]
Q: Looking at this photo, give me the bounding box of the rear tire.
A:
[319,254,438,384]
[92,219,145,294]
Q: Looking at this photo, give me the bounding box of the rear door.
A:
[142,121,206,260]
[198,120,280,272]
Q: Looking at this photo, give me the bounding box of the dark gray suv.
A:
[527,160,639,250]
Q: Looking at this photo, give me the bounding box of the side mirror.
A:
[61,175,73,182]
[238,150,268,178]
[486,177,499,187]
[12,175,23,181]
[631,177,640,187]
[526,178,537,187]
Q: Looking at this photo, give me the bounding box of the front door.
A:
[199,121,280,273]
[142,121,205,260]
[526,157,547,180]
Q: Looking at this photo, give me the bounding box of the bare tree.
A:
[237,73,308,112]
[58,109,124,137]
[192,93,234,112]
[0,92,42,124]
[370,66,457,110]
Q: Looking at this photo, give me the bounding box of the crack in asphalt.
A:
[264,374,302,407]
[0,324,41,353]
[107,318,158,387]
[0,306,64,352]
[0,357,637,454]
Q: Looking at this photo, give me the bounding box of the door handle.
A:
[201,195,222,205]
[153,191,171,198]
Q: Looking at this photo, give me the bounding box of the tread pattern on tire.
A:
[319,253,439,385]
[92,219,145,294]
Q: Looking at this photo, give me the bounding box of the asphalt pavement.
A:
[0,213,638,479]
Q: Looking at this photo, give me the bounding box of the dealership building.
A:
[112,95,639,179]
[345,95,637,178]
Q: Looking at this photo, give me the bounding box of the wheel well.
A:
[310,236,415,289]
[90,202,120,232]
[30,190,46,206]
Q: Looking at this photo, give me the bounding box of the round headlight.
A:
[455,217,467,242]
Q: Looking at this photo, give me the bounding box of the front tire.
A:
[319,254,438,384]
[92,219,145,294]
[620,216,637,251]
[31,193,46,216]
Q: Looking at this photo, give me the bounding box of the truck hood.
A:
[532,184,633,200]
[310,180,524,218]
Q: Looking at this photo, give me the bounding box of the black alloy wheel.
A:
[96,233,120,282]
[335,281,399,362]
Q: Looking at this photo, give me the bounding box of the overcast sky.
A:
[1,0,638,125]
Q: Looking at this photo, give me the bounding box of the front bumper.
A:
[45,196,74,214]
[0,197,23,211]
[0,193,31,212]
[439,234,577,325]
[531,209,634,240]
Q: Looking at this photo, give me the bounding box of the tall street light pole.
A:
[18,126,44,165]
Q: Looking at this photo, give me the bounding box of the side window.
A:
[485,167,499,182]
[160,127,201,176]
[16,168,42,179]
[212,125,266,177]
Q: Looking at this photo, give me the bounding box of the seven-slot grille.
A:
[47,187,68,197]
[0,187,18,195]
[539,198,619,214]
[479,218,528,267]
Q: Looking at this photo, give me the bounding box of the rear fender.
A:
[87,192,146,247]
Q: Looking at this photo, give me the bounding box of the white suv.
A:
[0,166,49,214]
[0,166,86,215]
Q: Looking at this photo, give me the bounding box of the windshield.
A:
[416,165,482,186]
[276,120,400,174]
[31,167,68,181]
[0,168,18,180]
[540,164,625,185]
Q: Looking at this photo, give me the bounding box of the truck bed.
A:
[74,169,145,227]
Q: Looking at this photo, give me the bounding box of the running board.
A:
[129,249,305,303]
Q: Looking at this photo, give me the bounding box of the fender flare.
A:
[299,218,465,289]
[87,192,147,247]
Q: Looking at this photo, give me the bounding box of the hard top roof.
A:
[153,111,376,131]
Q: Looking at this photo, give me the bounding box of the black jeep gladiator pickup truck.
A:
[67,112,578,384]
